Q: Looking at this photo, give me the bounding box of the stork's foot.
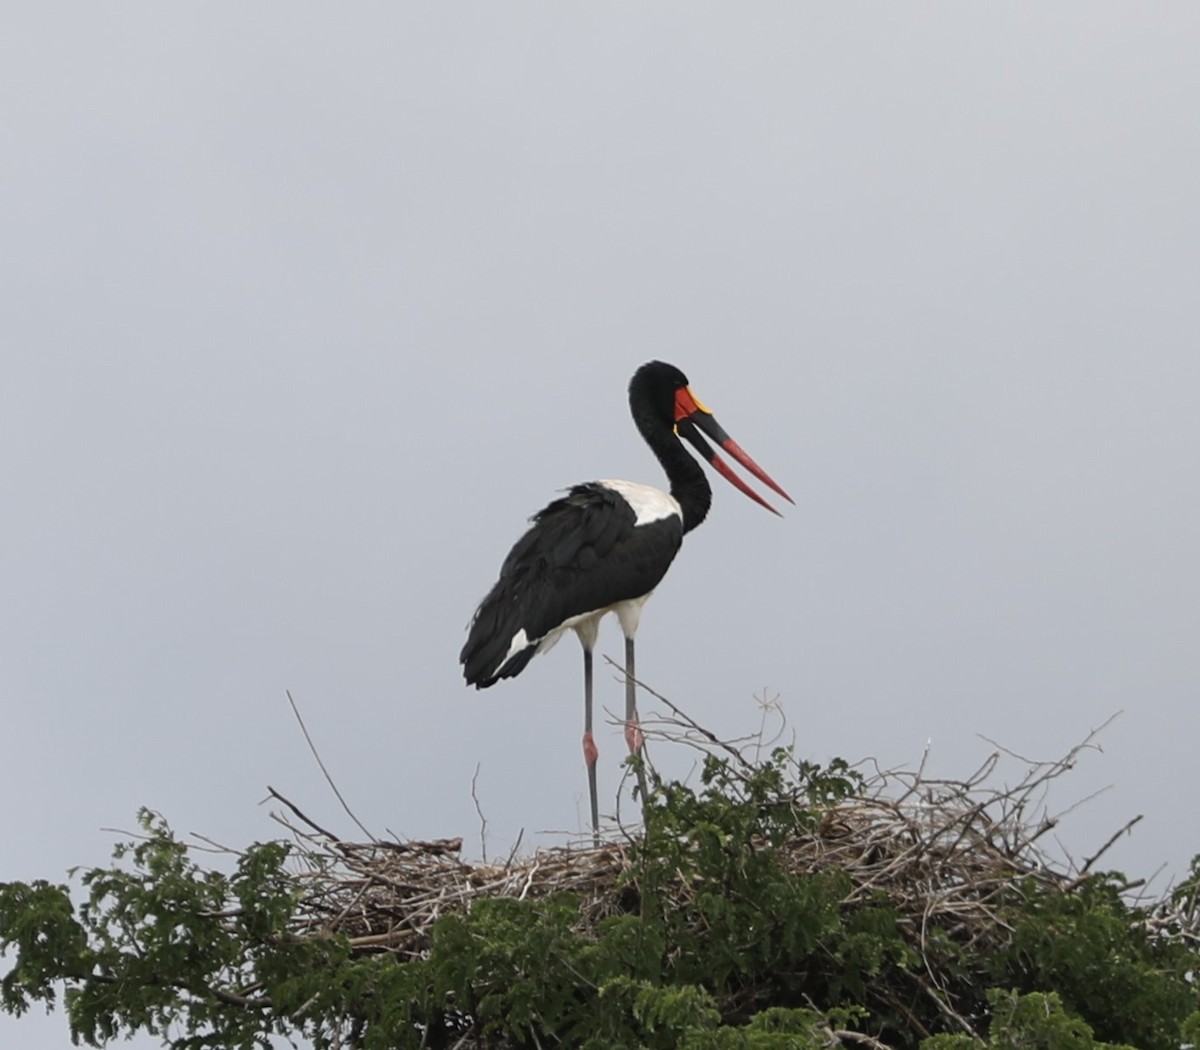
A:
[583,730,599,767]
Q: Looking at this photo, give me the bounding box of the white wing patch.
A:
[598,479,681,526]
[500,628,531,670]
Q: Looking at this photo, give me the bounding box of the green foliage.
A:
[431,895,601,1045]
[993,874,1198,1050]
[921,989,1139,1050]
[2,809,336,1049]
[0,878,89,1015]
[631,751,859,1012]
[677,1005,835,1049]
[2,757,1198,1050]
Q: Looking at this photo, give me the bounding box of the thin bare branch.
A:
[285,689,375,842]
[470,763,488,864]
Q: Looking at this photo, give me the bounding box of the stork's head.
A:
[630,360,794,515]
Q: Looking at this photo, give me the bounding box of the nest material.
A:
[264,713,1194,970]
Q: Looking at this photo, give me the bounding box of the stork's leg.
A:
[623,635,650,806]
[582,646,600,846]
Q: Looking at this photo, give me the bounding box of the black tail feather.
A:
[460,579,541,688]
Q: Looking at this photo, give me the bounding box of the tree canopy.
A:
[2,725,1198,1050]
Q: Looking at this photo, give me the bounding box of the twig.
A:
[471,763,488,864]
[827,1028,897,1050]
[504,828,525,870]
[285,689,375,842]
[1077,815,1145,876]
[603,656,752,770]
[266,785,343,846]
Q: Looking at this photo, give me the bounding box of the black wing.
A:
[460,483,684,688]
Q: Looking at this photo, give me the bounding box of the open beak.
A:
[674,385,794,516]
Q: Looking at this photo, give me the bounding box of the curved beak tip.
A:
[675,397,793,516]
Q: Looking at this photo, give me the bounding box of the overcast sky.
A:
[3,6,1199,1047]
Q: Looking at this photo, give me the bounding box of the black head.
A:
[629,360,689,423]
[628,359,794,517]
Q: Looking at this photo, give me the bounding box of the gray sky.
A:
[3,6,1199,1047]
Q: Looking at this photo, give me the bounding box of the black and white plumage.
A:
[460,361,792,843]
[459,479,684,687]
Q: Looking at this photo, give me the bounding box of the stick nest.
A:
[265,710,1197,973]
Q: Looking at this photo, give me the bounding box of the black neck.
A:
[633,406,712,534]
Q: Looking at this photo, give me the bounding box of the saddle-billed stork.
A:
[460,361,791,842]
